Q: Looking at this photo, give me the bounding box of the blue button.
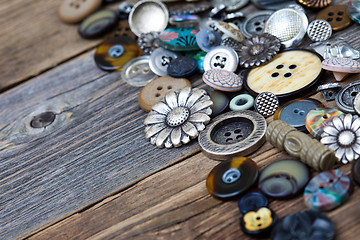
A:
[238,192,268,214]
[167,56,197,78]
[196,29,222,52]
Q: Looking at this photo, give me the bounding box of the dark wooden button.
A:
[240,207,277,237]
[206,156,259,200]
[138,76,191,112]
[316,5,352,31]
[57,0,102,24]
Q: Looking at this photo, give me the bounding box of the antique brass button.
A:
[316,5,352,31]
[297,0,332,8]
[198,110,266,160]
[57,0,102,24]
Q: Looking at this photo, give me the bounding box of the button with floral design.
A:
[159,27,200,52]
[240,207,277,237]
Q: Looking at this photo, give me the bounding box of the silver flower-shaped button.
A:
[144,87,213,148]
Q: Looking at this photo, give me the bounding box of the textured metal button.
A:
[229,94,254,111]
[121,56,157,87]
[322,57,360,81]
[335,80,360,113]
[240,11,273,38]
[57,0,102,24]
[198,110,267,160]
[167,56,197,78]
[137,32,161,55]
[128,0,169,37]
[258,159,310,198]
[206,157,259,199]
[244,50,324,98]
[255,92,279,118]
[304,169,352,211]
[264,8,308,48]
[317,82,342,101]
[307,19,332,42]
[149,47,180,76]
[138,76,191,112]
[202,69,243,92]
[316,5,352,31]
[78,9,118,39]
[159,27,199,52]
[196,29,222,52]
[94,36,141,71]
[203,46,239,72]
[238,192,268,214]
[297,0,332,8]
[274,98,324,131]
[251,0,296,10]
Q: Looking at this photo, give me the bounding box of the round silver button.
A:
[240,11,273,38]
[307,19,332,42]
[121,56,157,87]
[149,47,180,76]
[203,46,239,72]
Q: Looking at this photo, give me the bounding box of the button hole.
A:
[254,22,261,26]
[289,64,297,69]
[236,99,247,106]
[157,86,163,90]
[236,135,243,140]
[336,17,343,21]
[328,12,335,16]
[276,64,284,69]
[338,11,344,15]
[155,93,160,97]
[226,138,233,143]
[271,72,279,77]
[256,217,261,220]
[167,86,172,89]
[327,18,333,21]
[255,27,262,32]
[284,73,292,78]
[234,129,241,134]
[224,132,231,137]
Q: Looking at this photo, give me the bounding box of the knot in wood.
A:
[30,111,56,128]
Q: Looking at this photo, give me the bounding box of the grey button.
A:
[317,82,341,101]
[307,19,332,42]
[240,11,273,38]
[255,92,279,118]
[149,47,180,76]
[121,56,157,87]
[336,80,360,113]
[203,46,239,72]
[280,100,319,130]
[212,0,249,11]
[251,0,297,10]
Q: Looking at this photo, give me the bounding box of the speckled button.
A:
[238,192,268,214]
[316,5,352,31]
[57,0,102,24]
[305,108,344,139]
[167,56,197,78]
[198,110,267,160]
[352,159,360,186]
[94,36,141,71]
[78,9,118,39]
[304,169,352,211]
[274,98,324,131]
[254,92,279,118]
[241,207,277,237]
[240,11,273,38]
[230,94,254,111]
[244,50,324,98]
[159,28,200,52]
[206,156,259,199]
[138,76,191,112]
[121,56,157,87]
[203,46,239,72]
[149,47,180,76]
[202,69,243,92]
[258,159,310,198]
[196,29,222,52]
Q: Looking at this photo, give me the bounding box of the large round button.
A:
[94,36,141,72]
[274,98,324,131]
[78,9,118,39]
[316,5,352,31]
[128,0,169,37]
[159,27,199,52]
[138,76,191,112]
[167,56,197,78]
[271,210,335,240]
[240,11,273,38]
[241,207,277,237]
[352,159,360,186]
[121,56,157,87]
[304,169,352,211]
[238,192,268,214]
[258,159,310,198]
[149,47,180,76]
[203,46,239,72]
[198,110,267,160]
[57,0,102,24]
[206,156,259,199]
[335,80,360,113]
[202,69,243,92]
[244,50,324,98]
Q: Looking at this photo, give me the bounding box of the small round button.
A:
[57,0,102,24]
[121,56,157,87]
[304,169,352,211]
[138,76,191,112]
[94,36,141,72]
[78,9,118,39]
[240,11,273,38]
[202,69,243,92]
[196,29,222,52]
[198,110,267,160]
[117,1,132,20]
[240,207,277,237]
[274,98,324,131]
[238,192,268,214]
[167,56,197,78]
[159,27,199,52]
[229,94,254,111]
[258,159,310,198]
[307,19,332,42]
[316,5,352,31]
[352,159,360,186]
[206,156,259,199]
[203,46,239,72]
[254,92,279,118]
[149,47,180,76]
[271,210,335,240]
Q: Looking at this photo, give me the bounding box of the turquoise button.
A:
[230,94,254,111]
[159,27,200,51]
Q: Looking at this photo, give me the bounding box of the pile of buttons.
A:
[57,0,360,238]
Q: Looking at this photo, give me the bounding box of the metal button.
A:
[251,0,296,10]
[317,82,341,101]
[137,32,161,55]
[196,29,222,52]
[128,0,169,37]
[240,11,273,38]
[211,0,249,11]
[198,110,267,160]
[274,98,324,131]
[321,57,360,81]
[167,56,197,78]
[202,69,243,92]
[203,46,239,72]
[307,19,332,42]
[149,47,180,76]
[121,56,157,87]
[254,92,279,118]
[335,80,360,113]
[297,0,332,8]
[316,5,352,31]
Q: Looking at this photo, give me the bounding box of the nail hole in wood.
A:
[30,112,56,128]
